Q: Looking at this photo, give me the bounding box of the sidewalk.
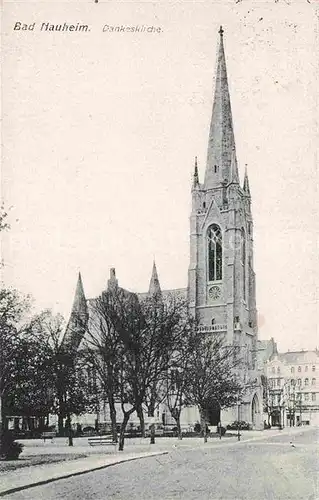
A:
[0,425,314,497]
[234,425,311,442]
[0,450,169,497]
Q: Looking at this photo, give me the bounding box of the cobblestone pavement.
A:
[5,427,318,500]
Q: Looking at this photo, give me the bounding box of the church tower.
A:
[188,27,258,371]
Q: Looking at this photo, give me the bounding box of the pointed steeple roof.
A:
[243,164,251,196]
[71,272,87,313]
[193,156,199,187]
[62,272,88,351]
[148,261,162,297]
[230,147,239,184]
[204,26,238,188]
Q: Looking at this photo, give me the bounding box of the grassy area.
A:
[0,453,87,473]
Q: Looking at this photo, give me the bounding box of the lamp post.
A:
[215,400,222,440]
[279,405,282,430]
[237,396,241,441]
[278,396,286,430]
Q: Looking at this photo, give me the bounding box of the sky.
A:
[1,0,318,352]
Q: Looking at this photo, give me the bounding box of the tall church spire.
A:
[148,261,162,298]
[204,26,238,188]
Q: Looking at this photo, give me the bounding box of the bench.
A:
[41,431,56,442]
[88,435,117,447]
[163,430,175,437]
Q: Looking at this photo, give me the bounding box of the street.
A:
[5,427,318,500]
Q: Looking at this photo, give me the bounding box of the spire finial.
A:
[149,260,162,298]
[230,147,239,184]
[193,156,199,186]
[219,25,224,37]
[243,164,251,196]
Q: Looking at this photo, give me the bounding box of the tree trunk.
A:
[0,395,3,453]
[108,393,118,443]
[148,402,156,445]
[173,412,182,440]
[58,414,64,436]
[136,404,145,438]
[118,413,130,451]
[150,422,155,444]
[39,416,45,430]
[200,408,207,443]
[66,415,73,446]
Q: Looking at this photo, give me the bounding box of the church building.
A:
[63,27,263,430]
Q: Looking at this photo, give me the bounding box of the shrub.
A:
[194,423,210,436]
[0,432,24,460]
[194,423,201,434]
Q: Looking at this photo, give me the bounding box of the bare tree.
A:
[184,333,243,442]
[82,287,145,450]
[85,286,191,451]
[83,294,122,442]
[138,293,194,445]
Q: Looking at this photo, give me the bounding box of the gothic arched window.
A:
[207,224,222,281]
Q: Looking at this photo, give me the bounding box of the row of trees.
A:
[0,200,244,452]
[0,284,244,452]
[82,287,244,449]
[0,299,95,449]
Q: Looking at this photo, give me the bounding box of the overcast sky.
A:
[1,0,317,352]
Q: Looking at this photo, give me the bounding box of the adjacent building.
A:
[265,350,319,427]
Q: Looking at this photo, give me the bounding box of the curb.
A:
[174,426,315,452]
[238,425,315,445]
[0,451,169,497]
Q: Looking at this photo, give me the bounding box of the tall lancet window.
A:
[241,228,246,301]
[207,224,222,281]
